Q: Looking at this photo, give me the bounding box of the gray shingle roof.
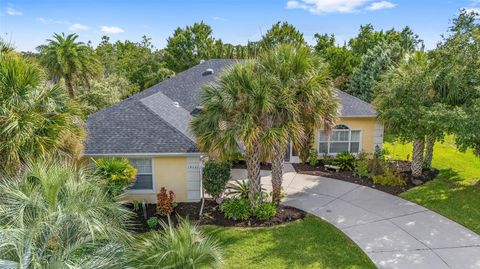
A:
[85,59,376,155]
[335,90,377,117]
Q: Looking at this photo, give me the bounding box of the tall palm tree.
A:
[0,54,82,175]
[190,61,276,206]
[37,33,100,99]
[259,44,338,205]
[0,159,133,268]
[129,217,223,269]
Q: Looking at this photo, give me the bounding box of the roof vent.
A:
[173,101,180,108]
[200,59,205,64]
[203,68,214,76]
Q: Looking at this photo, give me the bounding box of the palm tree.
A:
[0,159,134,268]
[129,217,223,269]
[190,61,276,206]
[37,33,100,99]
[0,54,82,175]
[258,44,338,205]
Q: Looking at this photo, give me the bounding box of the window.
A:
[128,158,153,191]
[319,125,361,155]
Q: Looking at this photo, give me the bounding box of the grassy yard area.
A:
[204,215,375,269]
[385,137,480,234]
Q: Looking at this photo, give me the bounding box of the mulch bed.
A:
[127,199,305,233]
[292,160,438,196]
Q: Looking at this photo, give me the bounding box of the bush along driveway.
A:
[231,164,480,269]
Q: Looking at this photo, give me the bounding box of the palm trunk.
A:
[246,144,262,207]
[299,126,315,163]
[412,138,425,178]
[64,76,75,99]
[271,144,285,206]
[423,135,435,169]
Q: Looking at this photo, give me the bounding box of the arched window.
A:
[318,124,361,154]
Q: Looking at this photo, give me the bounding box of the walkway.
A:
[231,164,480,269]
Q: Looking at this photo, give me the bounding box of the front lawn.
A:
[204,215,375,269]
[385,136,480,234]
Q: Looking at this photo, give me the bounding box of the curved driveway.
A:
[231,164,480,269]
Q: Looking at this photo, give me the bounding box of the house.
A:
[84,59,384,203]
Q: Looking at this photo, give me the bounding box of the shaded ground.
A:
[386,136,480,234]
[204,215,376,269]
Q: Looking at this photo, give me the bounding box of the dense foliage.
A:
[332,152,356,171]
[202,160,231,198]
[92,157,137,198]
[220,198,252,221]
[0,160,133,268]
[130,217,223,269]
[0,53,83,174]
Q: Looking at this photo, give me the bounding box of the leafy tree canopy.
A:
[163,21,215,72]
[259,21,307,50]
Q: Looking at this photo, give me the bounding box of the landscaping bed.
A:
[128,199,305,232]
[293,160,438,195]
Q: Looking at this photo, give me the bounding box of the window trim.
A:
[126,157,156,194]
[318,124,362,156]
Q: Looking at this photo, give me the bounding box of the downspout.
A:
[198,155,206,216]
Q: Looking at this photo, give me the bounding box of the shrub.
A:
[367,155,388,176]
[372,170,406,187]
[92,157,137,197]
[130,217,223,269]
[226,180,250,199]
[220,198,251,221]
[322,154,335,165]
[333,152,356,171]
[202,160,231,198]
[253,203,277,220]
[157,187,175,216]
[354,152,370,177]
[147,217,158,229]
[308,148,319,167]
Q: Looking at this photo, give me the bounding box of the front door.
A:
[288,141,300,163]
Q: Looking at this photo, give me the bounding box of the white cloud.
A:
[287,0,370,14]
[37,17,70,25]
[286,0,397,14]
[69,23,90,31]
[6,7,22,16]
[101,26,124,34]
[212,16,227,21]
[366,1,396,11]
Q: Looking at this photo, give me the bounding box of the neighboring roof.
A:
[335,90,377,118]
[85,59,377,155]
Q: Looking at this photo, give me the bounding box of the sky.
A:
[1,0,479,52]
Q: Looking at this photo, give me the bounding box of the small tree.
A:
[202,160,231,199]
[374,52,438,177]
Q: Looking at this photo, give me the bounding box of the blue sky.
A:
[1,0,479,52]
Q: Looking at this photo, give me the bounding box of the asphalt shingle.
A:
[85,59,376,155]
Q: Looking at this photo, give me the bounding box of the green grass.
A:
[385,136,480,234]
[203,215,375,269]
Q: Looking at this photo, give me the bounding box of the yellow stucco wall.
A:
[126,156,188,203]
[315,117,379,154]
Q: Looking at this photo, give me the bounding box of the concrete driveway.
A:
[231,164,480,269]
